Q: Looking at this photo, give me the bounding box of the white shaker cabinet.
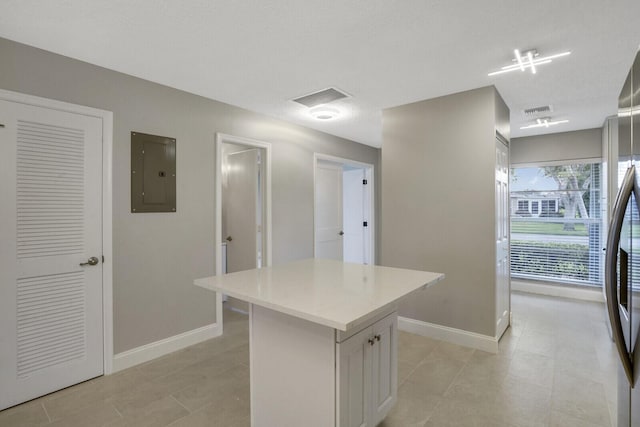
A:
[338,312,398,427]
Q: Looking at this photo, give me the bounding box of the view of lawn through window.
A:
[510,162,602,286]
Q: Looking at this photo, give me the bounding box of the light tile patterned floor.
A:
[0,292,618,426]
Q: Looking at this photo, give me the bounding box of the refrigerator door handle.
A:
[605,165,635,385]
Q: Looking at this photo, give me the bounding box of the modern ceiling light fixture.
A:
[520,117,569,130]
[292,87,349,121]
[309,105,340,120]
[488,49,571,76]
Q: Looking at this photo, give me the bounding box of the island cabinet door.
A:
[337,312,398,427]
[337,326,372,427]
[370,314,398,425]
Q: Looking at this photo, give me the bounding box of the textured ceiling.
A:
[1,1,640,147]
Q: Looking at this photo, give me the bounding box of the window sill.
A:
[511,279,604,303]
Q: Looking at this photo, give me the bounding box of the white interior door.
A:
[343,168,365,264]
[0,99,104,410]
[495,138,510,339]
[223,149,259,273]
[315,161,343,260]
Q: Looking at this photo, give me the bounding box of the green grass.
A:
[511,221,587,236]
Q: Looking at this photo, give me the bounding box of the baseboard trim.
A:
[112,322,222,372]
[512,280,604,303]
[398,317,499,354]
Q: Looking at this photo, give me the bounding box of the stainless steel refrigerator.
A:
[606,49,640,427]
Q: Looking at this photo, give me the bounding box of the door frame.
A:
[215,133,272,325]
[0,89,114,375]
[313,153,375,264]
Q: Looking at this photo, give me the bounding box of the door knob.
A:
[80,257,99,266]
[338,231,344,236]
[226,236,233,242]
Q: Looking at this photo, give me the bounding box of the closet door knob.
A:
[80,257,99,266]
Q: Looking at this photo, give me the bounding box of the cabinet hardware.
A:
[368,338,375,346]
[375,334,381,341]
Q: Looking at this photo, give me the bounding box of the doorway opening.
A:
[215,134,271,320]
[313,153,374,265]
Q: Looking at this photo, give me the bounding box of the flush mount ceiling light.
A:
[309,105,340,120]
[488,49,571,76]
[520,117,569,130]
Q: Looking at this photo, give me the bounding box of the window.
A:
[541,199,557,214]
[510,162,602,286]
[517,200,529,213]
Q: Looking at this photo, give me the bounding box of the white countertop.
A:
[194,258,444,331]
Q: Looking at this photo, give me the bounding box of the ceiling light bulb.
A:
[520,119,569,130]
[514,49,525,71]
[500,59,552,71]
[527,51,536,74]
[309,106,340,120]
[536,51,572,62]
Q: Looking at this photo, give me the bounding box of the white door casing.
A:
[314,153,375,265]
[315,161,344,260]
[495,138,510,339]
[0,99,105,410]
[223,149,260,273]
[214,133,272,329]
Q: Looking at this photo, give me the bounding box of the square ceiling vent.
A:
[523,105,553,116]
[291,87,349,108]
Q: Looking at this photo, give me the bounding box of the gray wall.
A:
[381,86,506,337]
[511,128,602,165]
[0,37,380,353]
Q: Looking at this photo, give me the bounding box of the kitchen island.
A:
[194,258,443,427]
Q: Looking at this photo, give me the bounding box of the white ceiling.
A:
[2,1,640,147]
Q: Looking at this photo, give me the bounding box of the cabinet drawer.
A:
[336,306,396,343]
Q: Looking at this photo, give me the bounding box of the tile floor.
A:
[0,291,618,427]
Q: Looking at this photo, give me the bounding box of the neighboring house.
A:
[510,192,560,217]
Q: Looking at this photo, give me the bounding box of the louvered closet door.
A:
[0,99,103,410]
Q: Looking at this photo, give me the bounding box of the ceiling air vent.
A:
[291,87,349,108]
[523,105,553,116]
